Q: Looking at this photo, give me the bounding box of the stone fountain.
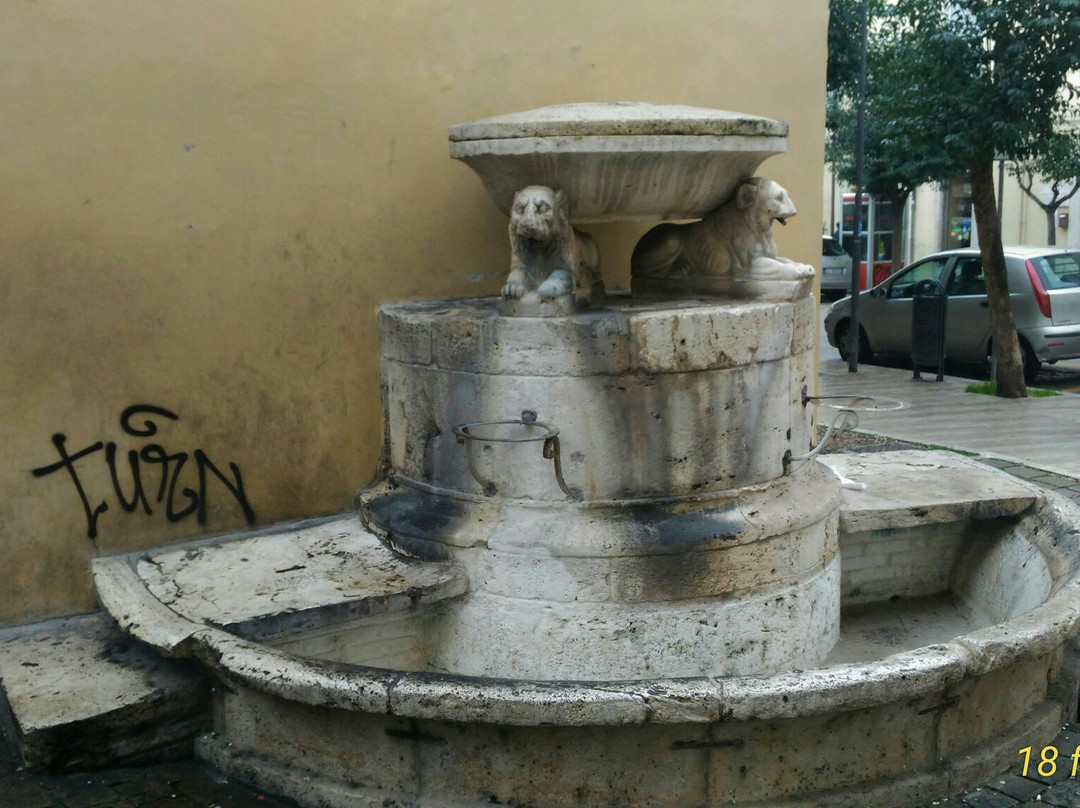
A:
[92,103,1080,808]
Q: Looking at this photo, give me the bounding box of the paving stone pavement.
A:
[817,357,1080,480]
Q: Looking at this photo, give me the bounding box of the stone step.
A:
[0,612,208,772]
[820,449,1041,533]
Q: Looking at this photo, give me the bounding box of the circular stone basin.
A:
[448,102,788,222]
[93,463,1080,808]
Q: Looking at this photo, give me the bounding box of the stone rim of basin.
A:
[448,102,789,141]
[447,102,789,222]
[92,487,1080,727]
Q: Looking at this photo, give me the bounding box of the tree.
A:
[1009,130,1080,245]
[827,0,869,96]
[875,0,1080,397]
[827,0,960,274]
[826,67,960,273]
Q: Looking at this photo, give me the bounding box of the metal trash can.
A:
[911,278,947,381]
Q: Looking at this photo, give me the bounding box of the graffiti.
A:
[32,404,255,541]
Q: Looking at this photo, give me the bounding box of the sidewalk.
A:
[818,356,1080,484]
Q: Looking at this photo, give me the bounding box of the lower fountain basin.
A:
[92,451,1080,808]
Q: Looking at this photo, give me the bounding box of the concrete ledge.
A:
[93,556,204,656]
[133,514,467,642]
[196,630,394,714]
[825,450,1040,533]
[0,612,208,772]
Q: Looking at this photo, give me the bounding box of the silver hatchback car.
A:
[824,246,1080,383]
[820,235,853,295]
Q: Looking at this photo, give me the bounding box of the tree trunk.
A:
[1046,207,1057,246]
[970,160,1027,398]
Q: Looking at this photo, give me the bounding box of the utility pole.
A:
[848,0,869,372]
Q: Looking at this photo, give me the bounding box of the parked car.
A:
[820,235,853,295]
[824,246,1080,383]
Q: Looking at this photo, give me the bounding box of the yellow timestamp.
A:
[1018,745,1080,777]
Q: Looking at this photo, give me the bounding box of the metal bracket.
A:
[785,385,908,473]
[453,411,583,501]
[784,408,860,472]
[800,384,909,413]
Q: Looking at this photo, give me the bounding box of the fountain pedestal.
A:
[360,294,840,678]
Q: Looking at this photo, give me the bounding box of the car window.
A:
[945,257,986,296]
[823,238,848,257]
[886,258,949,298]
[1031,254,1080,290]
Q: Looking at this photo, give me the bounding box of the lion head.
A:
[509,185,571,259]
[734,177,797,234]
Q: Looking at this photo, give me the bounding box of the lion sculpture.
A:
[502,186,603,312]
[630,177,814,298]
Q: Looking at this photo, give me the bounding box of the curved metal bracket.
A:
[542,435,583,501]
[800,384,909,413]
[454,411,582,500]
[783,408,860,472]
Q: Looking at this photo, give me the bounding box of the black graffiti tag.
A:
[32,404,256,541]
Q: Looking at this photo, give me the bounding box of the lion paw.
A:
[537,270,573,301]
[748,259,815,281]
[502,279,528,299]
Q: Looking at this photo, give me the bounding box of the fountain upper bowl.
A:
[448,102,788,222]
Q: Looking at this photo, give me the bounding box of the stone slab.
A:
[0,612,208,771]
[134,515,467,641]
[824,450,1040,533]
[449,105,788,222]
[448,103,789,141]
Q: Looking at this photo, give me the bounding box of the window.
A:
[887,258,949,299]
[946,257,986,296]
[823,238,848,257]
[1032,254,1080,290]
[944,179,972,250]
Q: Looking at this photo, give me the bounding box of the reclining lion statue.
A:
[501,185,603,315]
[631,177,814,299]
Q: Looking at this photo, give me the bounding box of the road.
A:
[816,300,1080,392]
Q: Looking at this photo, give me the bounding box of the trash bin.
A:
[911,278,947,381]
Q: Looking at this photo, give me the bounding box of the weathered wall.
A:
[0,0,828,624]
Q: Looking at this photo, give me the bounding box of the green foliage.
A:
[965,380,1060,397]
[1031,130,1080,184]
[828,0,1080,398]
[827,0,867,95]
[882,0,1080,170]
[828,0,1080,187]
[1009,129,1080,214]
[826,0,961,205]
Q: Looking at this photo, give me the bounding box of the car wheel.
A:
[1020,338,1040,385]
[987,337,1041,385]
[835,321,872,363]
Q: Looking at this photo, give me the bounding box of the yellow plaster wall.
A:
[0,0,828,624]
